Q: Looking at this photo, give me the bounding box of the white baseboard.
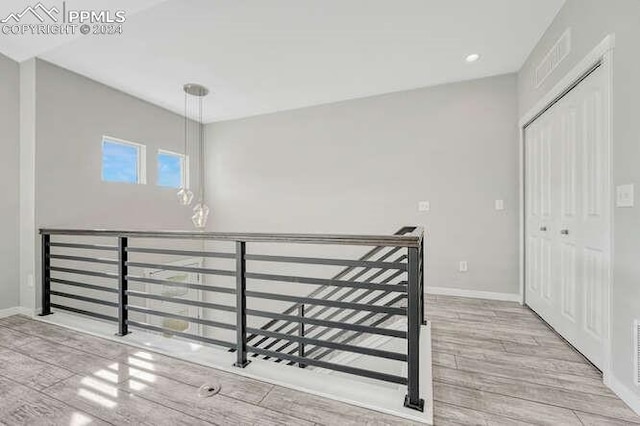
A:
[426,287,521,303]
[604,373,640,416]
[0,306,33,319]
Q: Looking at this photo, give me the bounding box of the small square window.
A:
[102,137,146,184]
[157,150,187,189]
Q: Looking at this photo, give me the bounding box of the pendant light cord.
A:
[183,91,188,188]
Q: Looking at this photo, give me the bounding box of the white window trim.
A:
[102,135,147,184]
[158,148,189,189]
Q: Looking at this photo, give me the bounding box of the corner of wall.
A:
[19,58,37,311]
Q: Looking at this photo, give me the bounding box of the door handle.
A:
[560,229,569,235]
[539,226,547,232]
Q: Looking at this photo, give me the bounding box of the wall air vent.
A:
[635,320,640,386]
[535,29,571,88]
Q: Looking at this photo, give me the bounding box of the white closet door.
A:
[525,108,556,324]
[525,65,610,370]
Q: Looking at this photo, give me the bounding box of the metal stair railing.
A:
[267,258,408,363]
[243,227,414,353]
[248,246,409,361]
[38,226,425,412]
[280,291,407,365]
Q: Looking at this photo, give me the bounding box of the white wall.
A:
[35,59,194,230]
[26,60,199,311]
[205,74,520,297]
[518,0,640,410]
[0,53,20,310]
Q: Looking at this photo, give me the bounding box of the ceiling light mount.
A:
[183,83,209,97]
[465,53,480,63]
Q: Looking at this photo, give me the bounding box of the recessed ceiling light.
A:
[465,54,480,63]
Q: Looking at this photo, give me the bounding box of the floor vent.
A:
[635,320,640,386]
[535,29,571,88]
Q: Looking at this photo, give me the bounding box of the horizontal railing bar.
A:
[406,226,424,246]
[245,254,407,271]
[246,327,407,362]
[246,309,407,338]
[126,290,236,312]
[246,291,406,315]
[125,262,235,277]
[39,228,421,248]
[252,288,408,357]
[246,272,408,293]
[246,248,406,344]
[356,258,406,285]
[247,346,407,385]
[317,292,403,335]
[264,293,407,360]
[301,266,407,324]
[51,304,118,322]
[50,290,119,307]
[49,266,118,279]
[49,242,117,251]
[126,247,235,259]
[246,250,407,347]
[50,278,118,294]
[127,306,236,331]
[126,320,236,349]
[349,252,406,284]
[126,276,236,295]
[304,304,406,361]
[49,254,118,266]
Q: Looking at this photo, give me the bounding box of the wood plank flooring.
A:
[428,294,640,425]
[0,314,414,425]
[0,294,638,425]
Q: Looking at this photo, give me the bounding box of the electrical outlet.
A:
[616,184,634,208]
[459,261,468,272]
[418,201,430,212]
[495,199,505,211]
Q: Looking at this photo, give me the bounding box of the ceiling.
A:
[1,0,565,122]
[0,0,171,61]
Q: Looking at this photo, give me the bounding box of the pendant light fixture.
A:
[179,83,210,228]
[178,84,198,206]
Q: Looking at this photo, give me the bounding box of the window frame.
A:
[101,136,147,184]
[157,148,189,189]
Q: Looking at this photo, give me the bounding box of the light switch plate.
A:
[495,200,505,211]
[459,261,468,272]
[616,184,634,208]
[418,201,430,212]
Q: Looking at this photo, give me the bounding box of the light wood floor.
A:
[0,314,414,426]
[0,295,638,425]
[428,294,640,425]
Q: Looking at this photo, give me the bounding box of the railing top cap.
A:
[39,227,424,248]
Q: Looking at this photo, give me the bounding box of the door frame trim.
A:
[518,34,615,373]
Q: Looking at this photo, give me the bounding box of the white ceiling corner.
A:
[1,0,565,122]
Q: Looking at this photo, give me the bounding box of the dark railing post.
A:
[116,236,129,336]
[234,241,250,367]
[39,234,52,316]
[404,245,424,412]
[298,304,306,368]
[420,236,426,325]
